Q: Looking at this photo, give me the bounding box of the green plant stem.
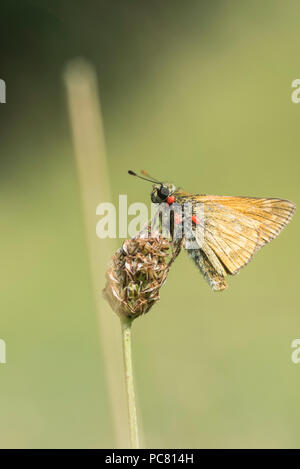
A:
[120,316,139,449]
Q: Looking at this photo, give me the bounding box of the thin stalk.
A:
[64,59,130,447]
[120,316,139,449]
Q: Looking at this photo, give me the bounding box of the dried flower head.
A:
[103,228,181,319]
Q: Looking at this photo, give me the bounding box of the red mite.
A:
[192,215,201,225]
[167,195,175,205]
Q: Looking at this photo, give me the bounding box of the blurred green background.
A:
[1,0,300,448]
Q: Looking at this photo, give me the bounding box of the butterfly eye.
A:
[158,186,169,200]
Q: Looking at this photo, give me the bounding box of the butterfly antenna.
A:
[140,169,161,184]
[128,170,162,185]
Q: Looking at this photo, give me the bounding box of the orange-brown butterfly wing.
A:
[193,195,296,275]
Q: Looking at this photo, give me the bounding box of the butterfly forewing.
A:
[191,195,296,275]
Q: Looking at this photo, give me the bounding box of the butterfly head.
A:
[128,170,176,204]
[151,183,176,203]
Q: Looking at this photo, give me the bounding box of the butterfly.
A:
[128,170,296,291]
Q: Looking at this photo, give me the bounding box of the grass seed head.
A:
[103,229,175,319]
